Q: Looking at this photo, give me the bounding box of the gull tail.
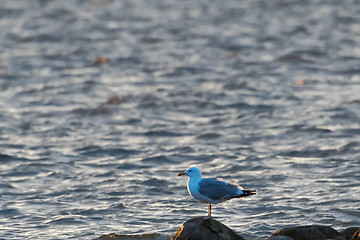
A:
[227,189,257,200]
[240,189,257,197]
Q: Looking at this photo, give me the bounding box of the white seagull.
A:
[178,167,257,217]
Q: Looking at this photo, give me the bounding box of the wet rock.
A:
[92,56,109,66]
[354,230,360,240]
[266,236,294,240]
[268,225,341,240]
[170,217,245,240]
[294,79,306,86]
[313,225,342,238]
[340,227,359,238]
[96,232,161,240]
[92,96,124,114]
[105,96,124,105]
[343,227,360,240]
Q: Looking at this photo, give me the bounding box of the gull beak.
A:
[178,172,186,176]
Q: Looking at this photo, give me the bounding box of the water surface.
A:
[0,0,359,239]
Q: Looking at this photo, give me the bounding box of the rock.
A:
[96,233,161,240]
[340,227,360,239]
[268,225,341,240]
[105,96,124,105]
[92,56,109,66]
[170,217,245,240]
[314,225,342,238]
[266,236,294,240]
[352,228,360,240]
[92,96,124,114]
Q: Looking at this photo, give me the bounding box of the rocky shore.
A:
[96,217,359,240]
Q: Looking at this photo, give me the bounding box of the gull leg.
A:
[202,203,212,220]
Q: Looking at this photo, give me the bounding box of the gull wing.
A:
[198,178,243,202]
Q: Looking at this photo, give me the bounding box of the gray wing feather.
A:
[198,178,243,201]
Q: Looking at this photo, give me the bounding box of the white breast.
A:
[187,178,212,203]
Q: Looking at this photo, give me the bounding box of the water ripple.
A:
[0,1,359,239]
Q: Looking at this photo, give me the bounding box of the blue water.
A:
[0,0,359,239]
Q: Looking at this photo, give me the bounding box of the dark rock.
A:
[105,96,124,105]
[266,236,294,240]
[315,225,342,238]
[96,233,161,240]
[352,228,360,240]
[340,227,360,239]
[268,225,341,240]
[92,96,125,115]
[170,217,245,240]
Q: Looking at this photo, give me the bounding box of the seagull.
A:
[178,167,257,218]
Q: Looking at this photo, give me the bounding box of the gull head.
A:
[178,167,202,178]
